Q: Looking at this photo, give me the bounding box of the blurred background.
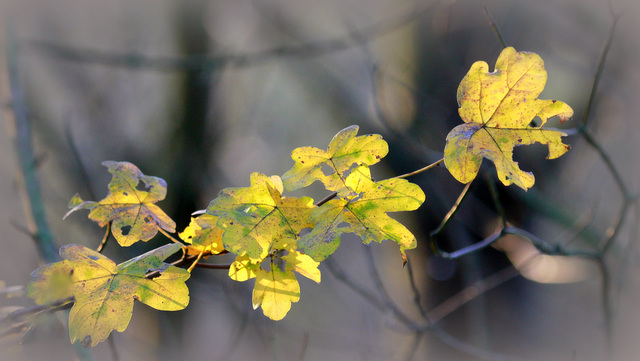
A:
[1,0,639,360]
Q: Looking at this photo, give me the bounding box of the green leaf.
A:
[64,161,176,246]
[299,166,425,262]
[206,173,314,262]
[444,47,573,190]
[26,243,189,347]
[282,125,389,192]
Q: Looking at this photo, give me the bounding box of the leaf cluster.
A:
[23,47,573,348]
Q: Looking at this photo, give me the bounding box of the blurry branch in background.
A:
[1,23,97,361]
[1,26,59,264]
[25,5,433,72]
[325,247,531,361]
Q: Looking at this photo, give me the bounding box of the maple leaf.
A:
[444,47,573,190]
[229,250,320,320]
[26,243,189,347]
[64,161,176,246]
[282,125,389,192]
[299,166,425,262]
[206,173,314,262]
[179,214,225,258]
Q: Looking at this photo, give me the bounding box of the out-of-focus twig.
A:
[1,25,59,263]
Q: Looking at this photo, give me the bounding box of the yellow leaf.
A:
[27,243,189,347]
[207,173,314,262]
[282,125,389,192]
[179,214,225,256]
[64,161,176,246]
[282,251,321,283]
[228,255,259,281]
[444,47,573,190]
[252,267,300,321]
[299,166,425,261]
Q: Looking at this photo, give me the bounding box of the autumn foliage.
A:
[25,47,572,347]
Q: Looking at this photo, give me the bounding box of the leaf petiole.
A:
[158,228,184,245]
[96,222,111,253]
[394,158,444,179]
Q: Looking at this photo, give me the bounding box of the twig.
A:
[362,245,421,329]
[315,192,337,207]
[295,331,309,361]
[96,222,110,253]
[427,265,520,325]
[26,5,434,72]
[405,256,429,320]
[485,173,507,228]
[430,181,474,256]
[579,128,629,198]
[483,6,507,49]
[580,14,620,127]
[395,158,444,179]
[1,22,59,263]
[157,228,184,245]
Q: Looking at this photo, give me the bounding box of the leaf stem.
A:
[315,192,338,207]
[157,228,184,245]
[395,158,444,179]
[96,223,110,253]
[187,250,204,273]
[431,180,473,239]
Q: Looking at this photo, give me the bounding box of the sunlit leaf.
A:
[206,173,314,262]
[253,250,320,320]
[299,166,425,262]
[282,125,389,192]
[444,47,573,190]
[179,214,225,258]
[26,243,189,347]
[64,161,176,246]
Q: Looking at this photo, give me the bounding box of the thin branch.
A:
[362,246,422,329]
[483,6,507,49]
[427,265,520,325]
[485,174,507,228]
[194,263,232,270]
[596,257,613,357]
[295,331,309,361]
[0,297,73,326]
[323,258,387,312]
[315,192,337,207]
[1,22,59,263]
[430,180,474,255]
[405,256,429,320]
[26,5,434,72]
[580,13,620,127]
[95,222,110,253]
[157,228,184,245]
[395,158,444,179]
[440,231,503,260]
[579,128,629,198]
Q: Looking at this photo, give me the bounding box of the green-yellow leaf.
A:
[299,166,425,261]
[64,161,176,246]
[282,125,389,192]
[179,214,225,257]
[206,173,314,262]
[26,243,189,347]
[444,47,573,190]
